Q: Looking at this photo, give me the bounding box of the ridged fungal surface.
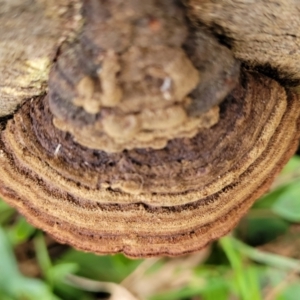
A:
[0,0,300,257]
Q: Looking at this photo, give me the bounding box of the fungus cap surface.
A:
[0,70,299,257]
[0,0,300,258]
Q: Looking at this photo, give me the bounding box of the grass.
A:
[0,155,300,300]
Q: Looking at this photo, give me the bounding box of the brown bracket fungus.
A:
[0,0,300,258]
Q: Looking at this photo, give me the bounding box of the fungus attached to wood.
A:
[0,0,300,258]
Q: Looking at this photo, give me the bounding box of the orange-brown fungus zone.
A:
[0,0,300,257]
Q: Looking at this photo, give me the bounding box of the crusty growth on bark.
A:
[0,0,300,257]
[49,0,239,152]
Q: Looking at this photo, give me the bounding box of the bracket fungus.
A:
[0,0,300,257]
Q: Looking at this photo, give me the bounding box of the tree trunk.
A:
[1,0,299,117]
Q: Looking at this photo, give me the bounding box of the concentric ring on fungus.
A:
[0,0,300,257]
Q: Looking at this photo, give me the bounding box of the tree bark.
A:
[0,0,300,117]
[0,0,299,117]
[0,0,81,117]
[188,0,300,86]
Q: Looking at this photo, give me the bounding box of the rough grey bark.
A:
[0,0,81,117]
[188,0,300,86]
